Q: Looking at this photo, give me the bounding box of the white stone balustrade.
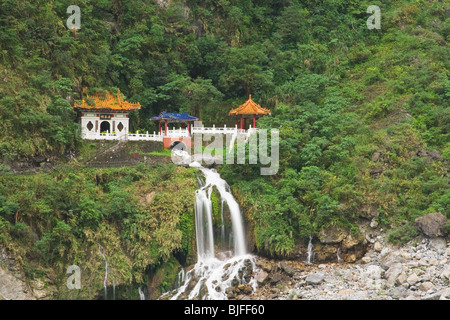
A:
[82,125,256,141]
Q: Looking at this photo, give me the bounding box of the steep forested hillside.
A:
[0,0,448,298]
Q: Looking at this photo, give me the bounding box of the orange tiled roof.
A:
[74,89,141,111]
[228,95,271,116]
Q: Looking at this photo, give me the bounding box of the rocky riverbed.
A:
[241,235,450,300]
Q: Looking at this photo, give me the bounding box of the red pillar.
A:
[187,122,190,135]
[240,115,243,130]
[253,114,256,128]
[164,120,168,136]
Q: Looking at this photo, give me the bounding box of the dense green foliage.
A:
[0,0,448,290]
[0,164,196,299]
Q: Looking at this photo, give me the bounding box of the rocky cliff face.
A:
[0,248,50,300]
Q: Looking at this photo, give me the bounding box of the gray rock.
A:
[385,263,404,287]
[270,272,282,285]
[280,261,295,277]
[407,273,420,285]
[0,266,35,300]
[421,293,441,300]
[374,242,384,252]
[430,237,447,250]
[415,213,448,238]
[370,218,379,229]
[254,270,269,285]
[419,282,434,292]
[390,286,408,299]
[439,288,450,300]
[396,273,409,286]
[365,265,384,280]
[441,265,450,280]
[306,273,325,285]
[381,251,405,270]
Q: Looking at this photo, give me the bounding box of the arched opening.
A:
[100,121,111,133]
[170,140,187,151]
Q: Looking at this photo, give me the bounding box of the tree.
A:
[218,45,274,97]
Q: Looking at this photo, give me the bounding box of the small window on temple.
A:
[87,121,94,131]
[117,122,124,132]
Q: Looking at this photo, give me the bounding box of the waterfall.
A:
[191,162,247,257]
[138,286,145,300]
[175,268,185,288]
[98,244,109,300]
[306,236,314,265]
[98,243,116,300]
[164,154,257,300]
[337,247,342,263]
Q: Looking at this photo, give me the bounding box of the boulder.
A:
[306,273,325,285]
[280,261,295,277]
[374,242,384,252]
[365,265,384,280]
[415,213,447,238]
[385,263,404,287]
[439,288,450,300]
[441,265,450,280]
[380,251,406,270]
[396,273,408,287]
[430,237,447,250]
[270,272,282,285]
[254,270,269,285]
[418,282,434,292]
[406,273,419,285]
[390,286,408,299]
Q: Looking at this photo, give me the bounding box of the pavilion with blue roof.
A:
[150,112,199,136]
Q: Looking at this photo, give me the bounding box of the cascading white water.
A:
[306,236,314,265]
[165,151,257,300]
[138,286,145,300]
[191,162,247,257]
[337,247,342,263]
[98,244,109,300]
[98,243,116,300]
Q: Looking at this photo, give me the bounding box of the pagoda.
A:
[228,95,271,129]
[74,89,141,139]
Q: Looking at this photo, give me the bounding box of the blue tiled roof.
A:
[150,112,198,121]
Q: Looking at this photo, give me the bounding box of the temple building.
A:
[228,95,271,129]
[150,112,198,149]
[74,89,141,139]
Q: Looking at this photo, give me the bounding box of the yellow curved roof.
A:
[74,89,141,111]
[228,95,271,116]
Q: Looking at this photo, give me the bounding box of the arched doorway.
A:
[170,140,187,151]
[100,121,111,133]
